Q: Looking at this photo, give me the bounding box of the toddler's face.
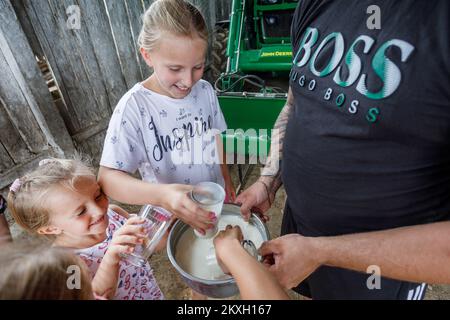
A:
[142,33,207,99]
[44,176,109,238]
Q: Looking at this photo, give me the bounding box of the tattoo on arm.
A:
[261,87,295,194]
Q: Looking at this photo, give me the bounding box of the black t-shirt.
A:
[283,0,450,237]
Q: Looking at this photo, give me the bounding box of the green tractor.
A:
[213,0,298,187]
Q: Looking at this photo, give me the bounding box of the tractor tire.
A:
[211,26,229,80]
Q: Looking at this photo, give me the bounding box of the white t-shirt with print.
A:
[100,80,227,186]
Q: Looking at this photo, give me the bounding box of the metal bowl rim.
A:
[167,203,270,285]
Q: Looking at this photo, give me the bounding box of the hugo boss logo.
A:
[291,27,415,124]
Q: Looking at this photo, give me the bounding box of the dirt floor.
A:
[6,164,450,300]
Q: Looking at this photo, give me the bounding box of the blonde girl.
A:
[0,242,93,300]
[99,0,234,237]
[8,158,164,300]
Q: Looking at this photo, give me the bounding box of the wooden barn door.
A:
[0,0,75,193]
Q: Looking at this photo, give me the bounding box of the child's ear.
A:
[140,48,153,67]
[37,225,62,236]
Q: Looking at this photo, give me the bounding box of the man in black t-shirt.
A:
[236,0,450,299]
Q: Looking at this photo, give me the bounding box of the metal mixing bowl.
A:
[167,203,270,298]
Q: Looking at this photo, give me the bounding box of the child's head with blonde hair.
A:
[0,241,93,299]
[138,0,209,99]
[138,0,208,53]
[8,158,109,243]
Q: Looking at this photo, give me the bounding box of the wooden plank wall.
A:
[17,0,142,164]
[1,0,228,176]
[16,0,218,164]
[0,0,75,192]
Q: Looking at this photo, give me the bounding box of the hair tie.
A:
[9,179,22,193]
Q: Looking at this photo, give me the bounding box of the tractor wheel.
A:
[211,25,229,80]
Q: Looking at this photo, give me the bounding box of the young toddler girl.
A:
[8,158,164,300]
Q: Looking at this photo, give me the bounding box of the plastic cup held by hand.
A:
[121,205,172,267]
[190,182,225,239]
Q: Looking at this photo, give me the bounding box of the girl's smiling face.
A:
[141,32,207,99]
[39,176,110,242]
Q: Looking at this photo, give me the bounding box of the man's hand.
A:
[259,234,324,289]
[234,87,293,222]
[235,180,273,222]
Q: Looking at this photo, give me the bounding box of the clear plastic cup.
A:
[121,205,172,267]
[190,182,225,239]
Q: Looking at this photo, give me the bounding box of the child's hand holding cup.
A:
[190,182,225,238]
[119,205,172,267]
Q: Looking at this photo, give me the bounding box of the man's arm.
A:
[236,87,295,219]
[261,221,450,288]
[260,87,295,195]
